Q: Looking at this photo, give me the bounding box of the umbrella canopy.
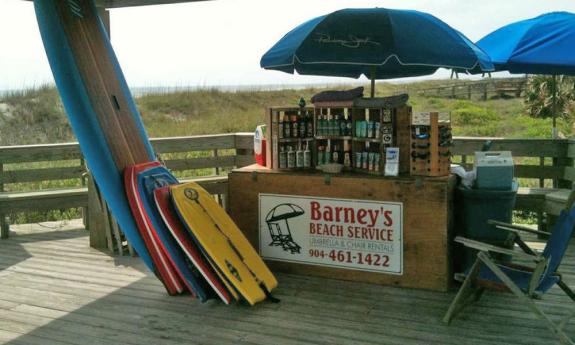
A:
[260,8,494,81]
[477,12,575,137]
[476,12,575,75]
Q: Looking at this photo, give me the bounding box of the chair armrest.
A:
[487,220,551,237]
[454,236,542,262]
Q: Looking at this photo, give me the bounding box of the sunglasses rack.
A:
[409,112,452,177]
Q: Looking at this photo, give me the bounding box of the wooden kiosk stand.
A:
[228,166,456,292]
[229,99,455,292]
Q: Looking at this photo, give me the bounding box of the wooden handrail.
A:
[451,137,569,158]
[0,132,573,241]
[0,134,572,184]
[412,78,527,100]
[0,133,256,186]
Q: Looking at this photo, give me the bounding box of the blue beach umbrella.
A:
[477,12,575,136]
[477,12,575,75]
[260,8,494,96]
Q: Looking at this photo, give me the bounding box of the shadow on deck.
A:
[0,221,574,345]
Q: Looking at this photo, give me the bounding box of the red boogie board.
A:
[124,162,185,295]
[154,186,233,304]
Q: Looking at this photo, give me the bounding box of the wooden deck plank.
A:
[1,222,574,345]
[0,280,496,344]
[3,244,573,317]
[0,280,552,343]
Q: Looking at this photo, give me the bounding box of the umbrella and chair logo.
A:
[264,204,304,254]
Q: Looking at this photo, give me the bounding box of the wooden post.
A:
[482,83,488,101]
[0,162,3,193]
[467,85,471,100]
[88,174,108,249]
[537,157,545,231]
[214,149,220,176]
[515,80,523,98]
[552,75,558,139]
[556,156,573,189]
[101,201,115,253]
[107,205,123,255]
[539,157,545,188]
[80,157,89,230]
[0,162,7,239]
[370,67,376,98]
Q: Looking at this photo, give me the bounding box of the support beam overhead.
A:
[96,0,210,8]
[23,0,210,9]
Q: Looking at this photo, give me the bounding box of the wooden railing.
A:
[451,137,573,189]
[0,133,255,246]
[1,133,574,245]
[411,78,527,100]
[0,132,254,191]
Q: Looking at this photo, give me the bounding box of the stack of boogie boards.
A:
[34,0,277,304]
[126,161,278,304]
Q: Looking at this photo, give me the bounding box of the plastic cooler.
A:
[455,181,518,271]
[474,151,514,190]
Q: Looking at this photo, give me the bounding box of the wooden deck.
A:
[0,221,574,345]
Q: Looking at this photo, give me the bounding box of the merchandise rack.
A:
[265,96,413,175]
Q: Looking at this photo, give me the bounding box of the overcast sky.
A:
[1,0,574,91]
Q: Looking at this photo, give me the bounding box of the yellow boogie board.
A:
[170,182,278,305]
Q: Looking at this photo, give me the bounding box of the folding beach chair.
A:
[444,191,575,345]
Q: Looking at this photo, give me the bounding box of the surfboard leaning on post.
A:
[34,0,278,303]
[34,0,158,273]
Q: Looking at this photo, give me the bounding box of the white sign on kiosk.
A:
[412,111,451,125]
[259,194,403,275]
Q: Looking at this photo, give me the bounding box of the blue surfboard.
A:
[34,0,156,270]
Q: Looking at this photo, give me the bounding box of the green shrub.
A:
[451,101,501,127]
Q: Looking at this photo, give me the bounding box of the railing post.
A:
[213,149,220,176]
[554,154,572,189]
[87,174,109,249]
[537,156,545,231]
[234,133,255,168]
[0,162,8,239]
[80,156,88,230]
[539,157,545,188]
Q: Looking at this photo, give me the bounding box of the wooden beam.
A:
[451,137,568,158]
[24,0,211,9]
[97,0,210,8]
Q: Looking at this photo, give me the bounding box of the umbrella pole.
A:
[552,74,558,139]
[370,66,376,98]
